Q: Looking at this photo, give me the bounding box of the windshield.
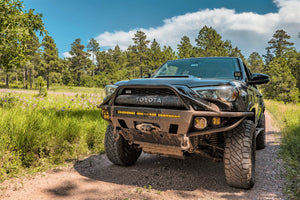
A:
[153,57,241,79]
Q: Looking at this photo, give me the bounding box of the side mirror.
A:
[248,73,269,85]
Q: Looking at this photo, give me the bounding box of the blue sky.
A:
[23,0,300,58]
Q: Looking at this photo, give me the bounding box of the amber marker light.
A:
[212,117,221,125]
[101,110,110,119]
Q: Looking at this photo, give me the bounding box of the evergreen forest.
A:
[1,0,299,103]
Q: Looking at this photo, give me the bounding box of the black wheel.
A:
[256,113,266,150]
[105,124,141,166]
[224,120,256,189]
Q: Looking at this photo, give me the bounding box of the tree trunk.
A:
[23,67,26,87]
[140,66,143,78]
[23,66,28,89]
[46,68,49,90]
[29,68,32,89]
[92,54,95,79]
[5,71,9,89]
[77,71,81,86]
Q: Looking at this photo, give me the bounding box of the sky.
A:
[23,0,300,59]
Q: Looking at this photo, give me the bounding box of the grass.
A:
[0,85,105,94]
[265,100,300,200]
[0,90,107,182]
[48,85,104,94]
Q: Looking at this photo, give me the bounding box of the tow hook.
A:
[136,123,161,133]
[180,135,190,150]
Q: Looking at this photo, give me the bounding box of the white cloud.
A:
[68,0,300,58]
[63,51,96,63]
[62,52,72,58]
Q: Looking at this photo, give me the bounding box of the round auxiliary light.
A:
[194,117,207,129]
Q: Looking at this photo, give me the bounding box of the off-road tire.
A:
[224,120,256,189]
[105,124,141,166]
[256,113,266,150]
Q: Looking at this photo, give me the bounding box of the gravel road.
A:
[0,112,285,200]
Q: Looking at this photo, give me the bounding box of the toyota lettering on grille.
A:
[136,97,162,104]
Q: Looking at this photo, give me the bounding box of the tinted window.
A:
[154,58,240,79]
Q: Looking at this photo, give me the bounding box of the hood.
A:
[115,78,235,88]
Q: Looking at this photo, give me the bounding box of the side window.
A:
[243,63,252,81]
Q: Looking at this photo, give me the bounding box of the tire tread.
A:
[224,120,256,189]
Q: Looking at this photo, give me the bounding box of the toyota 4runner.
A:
[100,57,269,189]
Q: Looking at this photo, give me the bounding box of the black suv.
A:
[100,57,269,189]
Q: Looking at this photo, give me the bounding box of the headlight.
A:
[192,86,239,102]
[105,85,118,96]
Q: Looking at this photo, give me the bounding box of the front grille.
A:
[121,88,176,96]
[115,87,186,109]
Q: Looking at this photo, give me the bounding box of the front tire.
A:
[224,120,256,189]
[105,124,141,166]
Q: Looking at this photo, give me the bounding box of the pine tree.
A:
[61,58,72,86]
[162,46,176,62]
[131,31,150,77]
[26,33,40,89]
[148,39,162,72]
[264,57,298,103]
[87,38,100,78]
[228,45,247,64]
[96,51,109,74]
[263,49,274,64]
[126,45,140,78]
[247,52,264,73]
[266,29,294,58]
[195,26,228,57]
[41,35,60,89]
[285,49,300,91]
[177,36,194,58]
[262,29,298,103]
[69,38,90,86]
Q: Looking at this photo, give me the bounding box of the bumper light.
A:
[194,117,207,129]
[212,117,221,125]
[101,110,110,120]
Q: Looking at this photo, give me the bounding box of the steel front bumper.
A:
[101,84,254,137]
[101,105,253,137]
[100,84,254,157]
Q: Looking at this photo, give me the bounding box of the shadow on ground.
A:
[74,152,230,192]
[44,130,284,199]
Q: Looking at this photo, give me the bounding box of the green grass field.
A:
[48,85,105,94]
[265,100,300,199]
[0,88,107,182]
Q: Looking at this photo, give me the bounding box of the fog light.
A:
[101,110,109,120]
[194,117,207,129]
[212,117,221,125]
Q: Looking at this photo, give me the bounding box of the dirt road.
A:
[0,112,285,200]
